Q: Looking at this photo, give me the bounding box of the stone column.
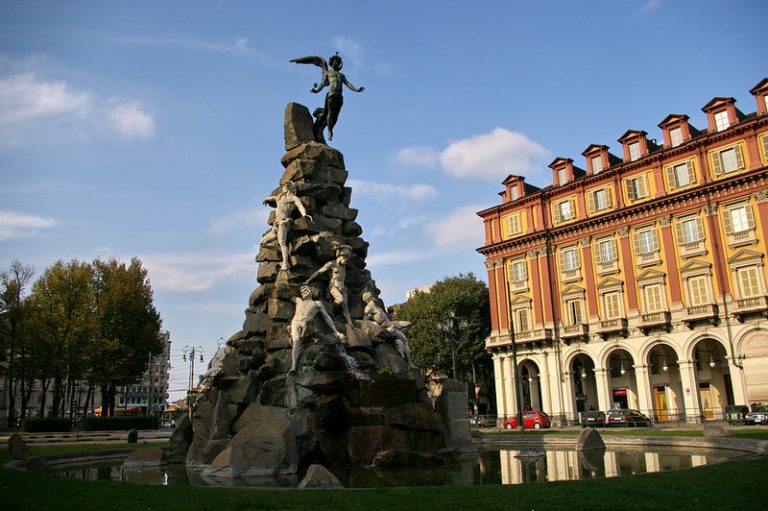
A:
[503,355,518,418]
[493,354,507,419]
[594,368,612,412]
[539,352,553,416]
[562,370,576,423]
[678,360,701,422]
[633,364,653,416]
[725,358,748,406]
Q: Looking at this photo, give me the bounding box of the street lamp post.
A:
[182,345,205,425]
[436,310,468,380]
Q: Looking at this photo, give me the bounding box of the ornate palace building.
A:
[477,78,768,424]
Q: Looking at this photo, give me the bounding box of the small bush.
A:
[22,417,73,433]
[83,415,159,431]
[376,365,393,376]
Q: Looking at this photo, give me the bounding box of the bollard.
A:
[127,428,138,444]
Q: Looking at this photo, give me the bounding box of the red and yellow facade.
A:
[478,78,768,424]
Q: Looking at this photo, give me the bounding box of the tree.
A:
[88,258,162,416]
[397,273,492,389]
[27,260,94,417]
[0,261,35,426]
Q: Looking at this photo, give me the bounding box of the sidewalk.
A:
[0,429,172,445]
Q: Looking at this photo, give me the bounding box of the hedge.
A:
[83,415,159,431]
[22,417,73,432]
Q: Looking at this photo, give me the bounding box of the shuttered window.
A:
[664,161,696,189]
[738,267,762,298]
[675,217,704,244]
[644,285,665,313]
[761,134,768,162]
[626,175,648,201]
[511,260,527,283]
[723,205,755,234]
[633,228,659,255]
[603,292,622,319]
[566,299,584,325]
[688,276,710,306]
[595,238,617,263]
[560,248,580,272]
[515,308,531,332]
[555,199,574,222]
[711,145,745,175]
[507,214,521,235]
[588,188,612,212]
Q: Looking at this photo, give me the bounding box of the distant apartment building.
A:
[117,330,172,414]
[477,78,768,424]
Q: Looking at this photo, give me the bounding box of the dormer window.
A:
[749,78,768,115]
[714,110,730,132]
[591,155,603,173]
[628,142,641,161]
[550,157,582,186]
[669,127,683,147]
[557,167,568,185]
[509,186,520,201]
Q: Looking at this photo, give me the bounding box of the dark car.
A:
[579,410,606,428]
[725,405,754,425]
[605,409,653,427]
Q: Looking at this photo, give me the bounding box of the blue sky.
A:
[1,0,765,399]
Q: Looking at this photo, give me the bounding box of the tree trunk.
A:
[38,377,51,417]
[100,385,109,417]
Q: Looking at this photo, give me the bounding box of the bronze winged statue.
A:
[290,53,364,142]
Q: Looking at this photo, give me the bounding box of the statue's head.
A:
[282,180,297,193]
[329,53,343,70]
[362,291,373,302]
[300,285,312,298]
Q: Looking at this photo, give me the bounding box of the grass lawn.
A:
[2,432,768,511]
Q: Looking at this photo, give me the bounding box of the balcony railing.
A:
[560,269,581,282]
[679,240,706,258]
[635,251,661,267]
[596,318,628,338]
[561,323,589,340]
[510,279,529,293]
[596,260,619,275]
[514,328,553,343]
[639,311,671,331]
[683,304,718,325]
[733,295,768,319]
[727,229,757,247]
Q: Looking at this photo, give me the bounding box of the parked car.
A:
[605,409,653,427]
[725,405,754,425]
[748,405,768,425]
[470,415,497,428]
[502,410,551,430]
[579,410,606,428]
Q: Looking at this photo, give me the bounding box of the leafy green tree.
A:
[88,258,162,416]
[0,261,35,425]
[27,260,94,417]
[397,273,492,388]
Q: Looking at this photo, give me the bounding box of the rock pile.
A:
[166,103,452,480]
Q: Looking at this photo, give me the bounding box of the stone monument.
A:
[166,103,454,480]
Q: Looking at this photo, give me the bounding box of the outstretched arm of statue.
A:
[292,196,312,222]
[311,75,328,93]
[318,306,344,340]
[342,75,364,93]
[305,261,331,285]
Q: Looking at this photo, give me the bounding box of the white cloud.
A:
[0,73,90,127]
[0,65,155,144]
[392,146,440,168]
[207,207,271,235]
[141,250,255,293]
[394,128,550,182]
[348,179,438,202]
[641,0,662,13]
[108,101,155,139]
[425,205,484,250]
[0,210,58,240]
[332,36,365,68]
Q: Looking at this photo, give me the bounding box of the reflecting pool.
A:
[54,443,742,488]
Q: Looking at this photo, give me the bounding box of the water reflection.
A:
[55,444,736,488]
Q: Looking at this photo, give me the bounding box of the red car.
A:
[502,410,551,429]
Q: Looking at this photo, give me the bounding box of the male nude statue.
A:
[305,243,353,325]
[362,291,416,368]
[311,53,364,141]
[260,180,311,271]
[289,285,346,373]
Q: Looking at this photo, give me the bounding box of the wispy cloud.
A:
[332,36,365,68]
[207,207,270,235]
[394,128,550,182]
[0,210,58,240]
[141,250,255,293]
[107,101,155,139]
[347,179,438,202]
[641,0,662,13]
[108,34,273,63]
[0,64,156,145]
[425,205,484,250]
